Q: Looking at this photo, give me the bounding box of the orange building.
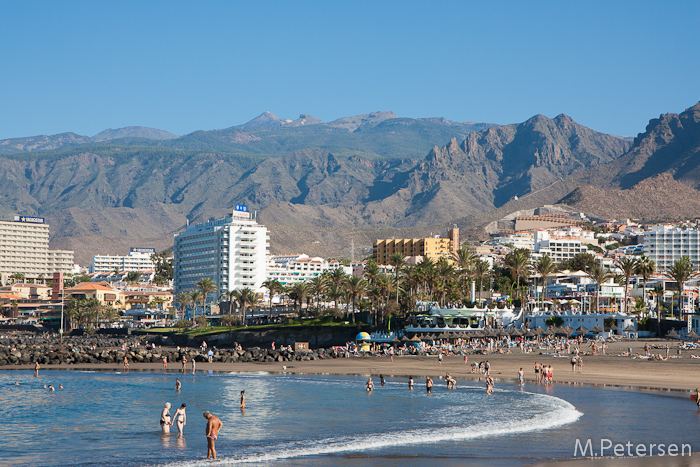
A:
[372,228,459,265]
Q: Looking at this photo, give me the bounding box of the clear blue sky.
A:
[1,1,698,140]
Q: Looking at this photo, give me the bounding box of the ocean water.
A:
[0,369,698,467]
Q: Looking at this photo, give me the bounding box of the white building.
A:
[533,228,595,263]
[267,254,349,285]
[492,232,535,250]
[0,216,75,284]
[642,225,700,270]
[90,248,157,273]
[173,207,269,301]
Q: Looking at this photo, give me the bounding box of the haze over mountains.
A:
[0,104,699,265]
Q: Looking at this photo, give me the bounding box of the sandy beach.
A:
[5,338,700,392]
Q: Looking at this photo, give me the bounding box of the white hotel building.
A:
[173,208,269,302]
[91,248,157,273]
[267,254,350,286]
[533,228,595,263]
[642,225,700,270]
[0,216,74,284]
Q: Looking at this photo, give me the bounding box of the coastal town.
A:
[3,205,700,344]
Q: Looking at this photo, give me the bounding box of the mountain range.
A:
[0,103,699,265]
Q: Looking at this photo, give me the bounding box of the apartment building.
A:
[373,228,459,265]
[533,228,595,263]
[642,225,700,270]
[91,248,157,273]
[0,216,75,284]
[173,207,269,301]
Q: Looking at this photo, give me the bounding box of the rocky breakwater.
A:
[0,334,339,366]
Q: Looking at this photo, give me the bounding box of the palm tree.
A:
[189,290,204,318]
[506,249,530,301]
[535,254,557,310]
[435,258,455,307]
[388,252,407,305]
[176,292,192,318]
[218,290,238,315]
[344,275,368,323]
[635,255,656,307]
[262,279,282,313]
[653,284,665,337]
[666,256,696,320]
[615,257,638,314]
[590,266,612,313]
[195,277,217,315]
[287,282,310,323]
[238,287,259,324]
[363,260,381,287]
[473,260,491,305]
[454,247,475,302]
[326,284,344,312]
[308,276,328,315]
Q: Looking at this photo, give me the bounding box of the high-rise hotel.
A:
[173,206,269,302]
[0,215,74,284]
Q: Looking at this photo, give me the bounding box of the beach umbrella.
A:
[609,323,619,331]
[623,325,636,333]
[510,328,522,337]
[390,336,401,343]
[590,325,603,333]
[563,325,574,336]
[575,325,588,336]
[535,326,544,335]
[686,330,699,339]
[410,335,421,342]
[666,329,679,339]
[497,329,509,337]
[525,330,536,338]
[400,336,411,342]
[470,331,483,338]
[356,332,371,341]
[543,326,554,335]
[569,299,581,304]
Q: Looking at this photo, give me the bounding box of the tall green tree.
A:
[177,292,192,317]
[195,277,217,315]
[505,248,530,301]
[473,260,491,305]
[535,254,557,309]
[262,279,283,313]
[388,252,407,305]
[666,256,696,320]
[344,275,368,323]
[590,266,612,313]
[189,290,204,317]
[615,257,638,314]
[287,282,310,323]
[151,250,173,285]
[653,284,665,337]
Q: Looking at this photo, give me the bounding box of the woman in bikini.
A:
[160,402,172,434]
[174,403,187,436]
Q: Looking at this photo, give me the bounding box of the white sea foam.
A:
[161,390,582,467]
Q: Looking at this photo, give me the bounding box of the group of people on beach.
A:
[533,362,554,384]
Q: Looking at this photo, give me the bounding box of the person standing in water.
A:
[240,390,245,409]
[366,377,374,392]
[408,376,414,390]
[175,378,181,391]
[160,403,172,433]
[203,411,223,460]
[426,376,433,394]
[34,361,40,377]
[174,403,187,436]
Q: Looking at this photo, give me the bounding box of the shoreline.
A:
[5,338,700,394]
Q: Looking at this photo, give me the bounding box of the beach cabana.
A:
[590,325,603,334]
[666,329,680,339]
[575,325,589,336]
[686,330,699,340]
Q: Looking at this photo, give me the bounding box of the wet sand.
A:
[6,339,700,391]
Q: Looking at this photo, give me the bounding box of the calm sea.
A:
[1,369,698,466]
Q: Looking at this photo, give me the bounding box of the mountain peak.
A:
[238,111,285,129]
[92,126,178,141]
[283,114,323,127]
